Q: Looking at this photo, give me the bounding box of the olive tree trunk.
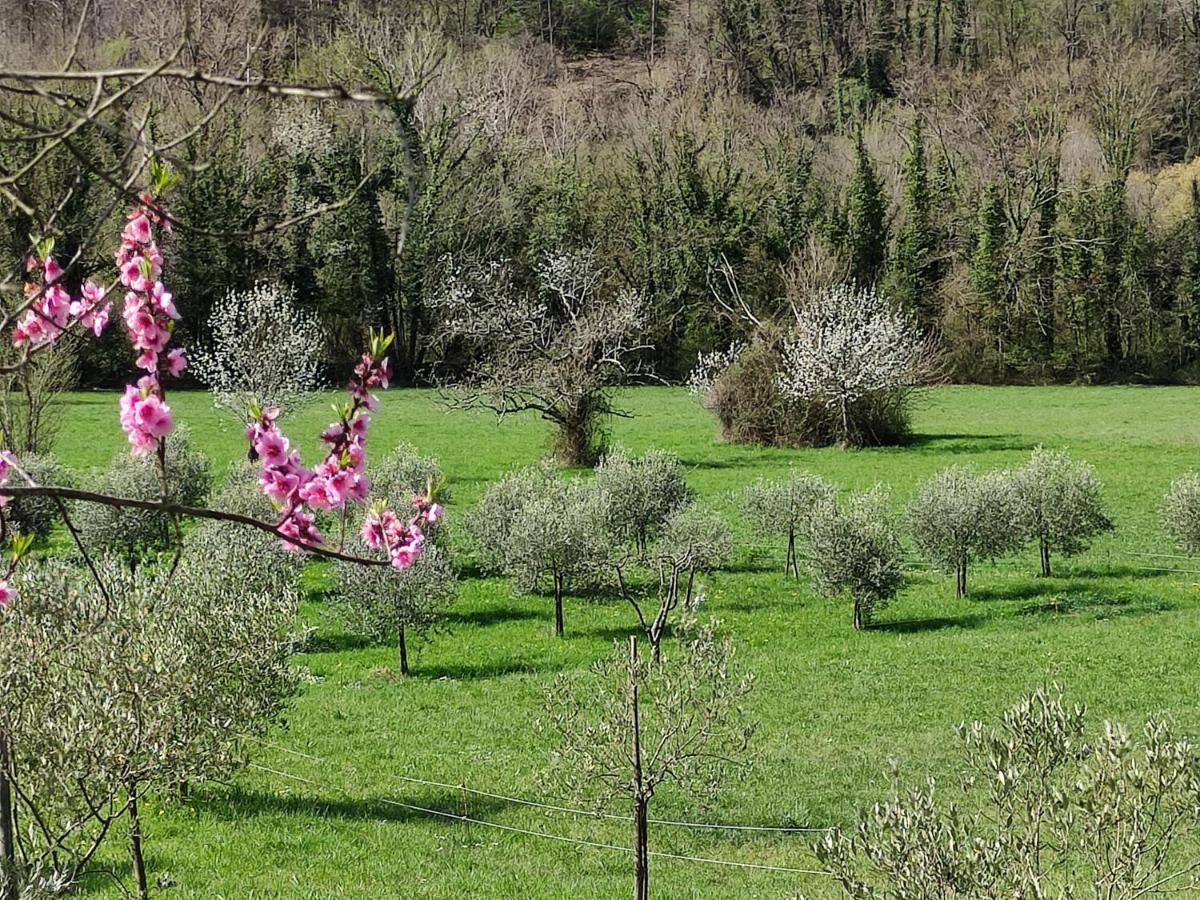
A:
[0,733,15,900]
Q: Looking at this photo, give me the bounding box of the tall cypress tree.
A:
[846,131,888,286]
[971,183,1008,359]
[1178,178,1200,356]
[891,117,937,320]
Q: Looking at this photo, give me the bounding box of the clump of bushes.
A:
[805,486,903,630]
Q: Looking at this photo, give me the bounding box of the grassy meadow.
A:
[56,385,1200,899]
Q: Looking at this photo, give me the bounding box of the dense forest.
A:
[4,0,1200,385]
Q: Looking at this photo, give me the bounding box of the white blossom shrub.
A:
[190,282,325,416]
[595,447,690,555]
[740,469,835,576]
[776,284,935,447]
[907,465,1025,598]
[0,555,299,893]
[431,251,649,465]
[75,431,212,565]
[1161,473,1200,554]
[468,463,611,636]
[3,453,73,540]
[805,486,904,630]
[817,686,1200,898]
[1012,447,1113,576]
[333,546,456,675]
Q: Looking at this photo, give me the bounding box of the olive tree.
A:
[333,547,456,675]
[0,555,299,897]
[432,251,650,465]
[3,453,72,540]
[1013,447,1113,576]
[740,469,834,576]
[613,504,732,661]
[776,284,936,447]
[818,686,1200,898]
[469,464,610,636]
[1161,473,1200,554]
[595,447,689,556]
[805,487,904,630]
[371,442,449,510]
[908,466,1024,598]
[542,622,754,900]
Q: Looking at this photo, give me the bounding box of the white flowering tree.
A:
[431,251,650,465]
[776,284,935,447]
[190,282,325,416]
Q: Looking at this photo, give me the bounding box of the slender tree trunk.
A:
[128,784,149,900]
[0,733,15,900]
[1039,537,1052,578]
[956,557,968,599]
[853,596,864,630]
[786,530,796,577]
[554,573,564,638]
[628,637,648,900]
[398,624,409,676]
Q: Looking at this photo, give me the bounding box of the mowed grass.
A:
[56,385,1200,898]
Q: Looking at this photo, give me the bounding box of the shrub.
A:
[776,284,935,447]
[1162,472,1200,554]
[468,464,610,636]
[3,453,73,540]
[75,431,212,565]
[0,554,298,894]
[1012,447,1113,576]
[740,469,835,576]
[817,686,1200,897]
[190,282,325,416]
[805,486,904,630]
[908,466,1024,598]
[595,447,689,555]
[371,442,447,505]
[333,546,456,675]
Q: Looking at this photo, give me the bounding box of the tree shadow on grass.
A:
[1059,564,1186,581]
[870,614,984,634]
[417,657,567,680]
[1016,590,1173,619]
[207,784,509,825]
[302,633,374,654]
[903,433,1036,454]
[443,605,544,628]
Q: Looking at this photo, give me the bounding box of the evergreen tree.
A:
[1178,179,1200,357]
[890,117,938,321]
[845,131,888,286]
[971,183,1008,362]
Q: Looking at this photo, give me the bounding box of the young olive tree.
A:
[542,623,755,900]
[596,447,690,557]
[1013,447,1113,577]
[75,433,212,568]
[776,284,936,448]
[469,464,610,636]
[0,555,299,897]
[817,686,1200,898]
[908,466,1024,598]
[333,546,455,675]
[740,469,835,576]
[190,282,325,417]
[1161,473,1200,554]
[432,251,650,465]
[371,442,449,511]
[805,487,904,630]
[3,454,72,541]
[614,504,732,661]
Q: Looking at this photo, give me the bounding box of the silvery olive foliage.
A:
[332,547,456,675]
[595,447,690,556]
[75,432,211,563]
[805,487,904,630]
[468,463,611,636]
[1161,473,1200,554]
[431,251,649,465]
[817,686,1200,899]
[541,621,755,899]
[776,284,934,447]
[371,442,448,507]
[75,431,212,564]
[2,453,73,540]
[0,555,299,894]
[740,469,835,577]
[1012,447,1113,576]
[190,282,325,416]
[615,503,733,660]
[908,466,1025,598]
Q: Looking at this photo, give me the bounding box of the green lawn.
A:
[58,385,1200,898]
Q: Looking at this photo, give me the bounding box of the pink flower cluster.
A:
[115,197,186,455]
[360,496,442,569]
[12,255,110,348]
[247,345,432,568]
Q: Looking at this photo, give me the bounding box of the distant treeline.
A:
[5,0,1200,385]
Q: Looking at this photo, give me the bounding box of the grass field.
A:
[56,385,1200,898]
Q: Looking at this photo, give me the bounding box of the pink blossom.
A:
[166,348,187,377]
[0,580,15,607]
